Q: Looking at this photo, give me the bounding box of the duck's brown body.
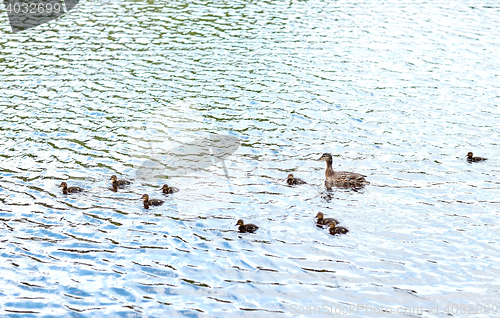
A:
[317,153,368,187]
[467,152,487,162]
[161,184,179,194]
[141,194,164,209]
[316,212,339,226]
[110,175,131,191]
[329,223,349,235]
[287,174,307,185]
[236,219,259,233]
[60,182,83,194]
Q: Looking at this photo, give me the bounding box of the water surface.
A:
[1,0,500,317]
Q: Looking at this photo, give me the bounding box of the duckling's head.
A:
[235,219,244,226]
[141,194,149,201]
[162,184,169,190]
[110,175,118,181]
[59,182,67,188]
[467,152,473,158]
[328,222,336,230]
[316,212,324,220]
[287,174,294,179]
[317,153,333,162]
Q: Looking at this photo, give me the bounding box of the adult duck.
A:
[317,153,369,187]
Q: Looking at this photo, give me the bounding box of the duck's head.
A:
[110,175,118,181]
[141,194,149,201]
[316,212,324,220]
[467,152,473,158]
[59,182,67,188]
[317,153,333,162]
[235,219,244,226]
[162,184,169,190]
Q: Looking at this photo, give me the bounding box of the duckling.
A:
[317,153,369,187]
[287,173,307,185]
[110,175,131,191]
[467,152,487,162]
[141,194,164,209]
[329,222,349,235]
[60,182,83,194]
[235,219,259,233]
[316,212,339,226]
[161,184,179,194]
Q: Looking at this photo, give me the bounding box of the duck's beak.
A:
[316,156,324,161]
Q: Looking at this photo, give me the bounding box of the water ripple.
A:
[2,0,500,316]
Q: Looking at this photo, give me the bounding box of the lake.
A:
[1,0,499,317]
